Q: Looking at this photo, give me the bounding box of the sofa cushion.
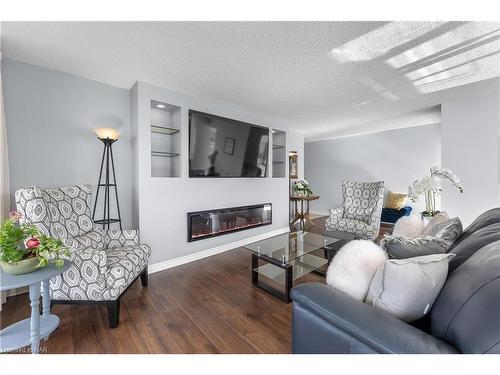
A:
[43,185,94,239]
[327,218,378,240]
[430,240,500,353]
[450,207,500,250]
[103,244,151,300]
[15,186,52,236]
[366,253,454,323]
[448,222,500,272]
[342,180,384,224]
[64,230,106,251]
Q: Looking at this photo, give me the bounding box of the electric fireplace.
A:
[187,203,272,242]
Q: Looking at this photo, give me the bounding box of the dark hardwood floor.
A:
[0,216,390,354]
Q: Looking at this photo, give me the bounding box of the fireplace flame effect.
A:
[187,204,272,242]
[191,220,271,239]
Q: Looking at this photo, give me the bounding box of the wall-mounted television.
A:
[189,110,269,178]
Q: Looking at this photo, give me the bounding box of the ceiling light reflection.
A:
[386,22,500,93]
[328,22,444,64]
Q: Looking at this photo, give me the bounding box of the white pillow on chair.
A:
[326,240,387,301]
[392,214,425,238]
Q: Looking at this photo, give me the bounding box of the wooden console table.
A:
[290,195,319,230]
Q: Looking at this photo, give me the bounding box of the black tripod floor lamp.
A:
[92,127,122,230]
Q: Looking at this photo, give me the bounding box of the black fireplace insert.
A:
[187,203,272,242]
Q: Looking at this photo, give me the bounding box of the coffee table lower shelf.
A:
[251,252,328,303]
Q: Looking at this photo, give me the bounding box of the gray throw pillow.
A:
[381,235,447,259]
[422,212,450,236]
[381,216,463,258]
[365,253,455,322]
[424,217,463,249]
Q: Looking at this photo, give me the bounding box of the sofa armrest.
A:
[103,229,140,249]
[325,206,343,228]
[329,206,343,219]
[291,283,458,354]
[369,204,383,226]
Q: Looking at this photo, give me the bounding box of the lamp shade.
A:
[94,128,120,140]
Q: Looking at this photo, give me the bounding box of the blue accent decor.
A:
[381,206,412,224]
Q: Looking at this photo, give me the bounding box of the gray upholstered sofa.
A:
[291,208,500,354]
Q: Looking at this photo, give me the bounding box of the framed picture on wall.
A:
[289,151,298,179]
[223,137,235,155]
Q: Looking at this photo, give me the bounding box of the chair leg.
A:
[140,267,148,287]
[107,299,120,328]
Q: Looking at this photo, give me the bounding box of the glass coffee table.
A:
[244,231,343,303]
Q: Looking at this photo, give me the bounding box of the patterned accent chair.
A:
[325,180,385,240]
[15,185,151,328]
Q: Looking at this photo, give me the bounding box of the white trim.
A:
[148,226,290,274]
[0,286,29,308]
[305,121,441,143]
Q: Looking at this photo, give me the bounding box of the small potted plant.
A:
[0,211,69,275]
[294,179,313,196]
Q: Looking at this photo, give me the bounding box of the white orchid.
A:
[430,166,464,193]
[408,167,464,216]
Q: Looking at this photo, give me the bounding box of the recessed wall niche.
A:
[272,129,286,178]
[150,100,181,177]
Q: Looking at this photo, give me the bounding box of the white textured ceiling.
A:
[2,21,499,140]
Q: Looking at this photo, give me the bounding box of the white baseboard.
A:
[0,287,28,310]
[148,226,290,275]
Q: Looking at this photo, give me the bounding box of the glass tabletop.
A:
[244,231,340,263]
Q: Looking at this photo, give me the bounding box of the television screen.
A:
[189,110,269,177]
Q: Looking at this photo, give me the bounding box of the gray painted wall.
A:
[2,59,134,228]
[304,124,442,215]
[441,78,500,226]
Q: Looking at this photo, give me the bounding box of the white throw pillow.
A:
[393,214,425,238]
[326,240,387,301]
[366,253,455,322]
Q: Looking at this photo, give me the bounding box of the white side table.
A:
[0,262,70,354]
